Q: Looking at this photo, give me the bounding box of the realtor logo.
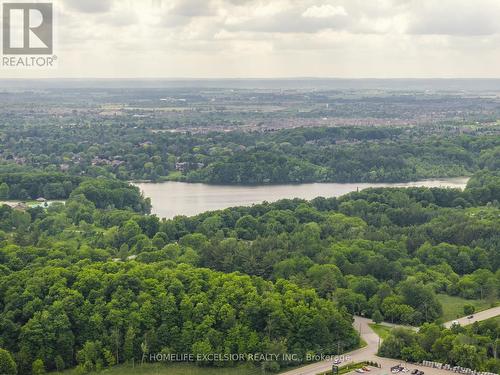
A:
[2,2,53,54]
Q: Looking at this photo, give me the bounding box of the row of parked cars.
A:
[390,364,424,375]
[421,360,495,375]
[356,365,424,375]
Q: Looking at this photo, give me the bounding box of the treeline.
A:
[379,320,500,373]
[0,171,82,200]
[0,171,151,214]
[71,179,151,214]
[1,121,499,183]
[0,262,357,374]
[186,138,479,184]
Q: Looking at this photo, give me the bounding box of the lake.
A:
[134,177,469,219]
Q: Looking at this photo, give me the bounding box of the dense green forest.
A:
[0,179,359,374]
[0,170,499,374]
[1,119,499,184]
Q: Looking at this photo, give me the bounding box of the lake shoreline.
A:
[133,177,470,219]
[130,175,472,187]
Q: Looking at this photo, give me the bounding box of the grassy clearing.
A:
[436,294,494,322]
[61,363,261,375]
[317,361,380,375]
[368,323,392,340]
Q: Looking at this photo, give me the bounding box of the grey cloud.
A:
[170,0,215,17]
[226,10,351,33]
[162,14,193,28]
[158,0,216,28]
[64,0,112,13]
[98,11,138,27]
[222,0,256,5]
[407,2,500,36]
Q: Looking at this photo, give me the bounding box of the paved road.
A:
[373,306,500,332]
[279,317,379,375]
[443,305,500,328]
[279,306,500,375]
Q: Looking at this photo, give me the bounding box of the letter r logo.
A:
[2,3,53,54]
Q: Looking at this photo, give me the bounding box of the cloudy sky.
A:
[3,0,500,78]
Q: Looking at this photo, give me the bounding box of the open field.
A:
[436,294,495,322]
[368,324,392,340]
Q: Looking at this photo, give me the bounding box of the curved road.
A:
[280,307,500,375]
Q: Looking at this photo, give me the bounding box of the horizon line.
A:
[2,77,500,81]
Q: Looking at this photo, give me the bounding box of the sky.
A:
[2,0,500,78]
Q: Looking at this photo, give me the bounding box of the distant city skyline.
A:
[2,0,500,79]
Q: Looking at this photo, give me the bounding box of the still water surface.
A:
[134,177,469,219]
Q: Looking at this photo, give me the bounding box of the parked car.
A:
[356,369,365,373]
[411,370,418,375]
[391,365,404,373]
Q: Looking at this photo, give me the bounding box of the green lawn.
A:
[437,294,495,322]
[61,363,261,375]
[368,323,392,340]
[318,361,375,375]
